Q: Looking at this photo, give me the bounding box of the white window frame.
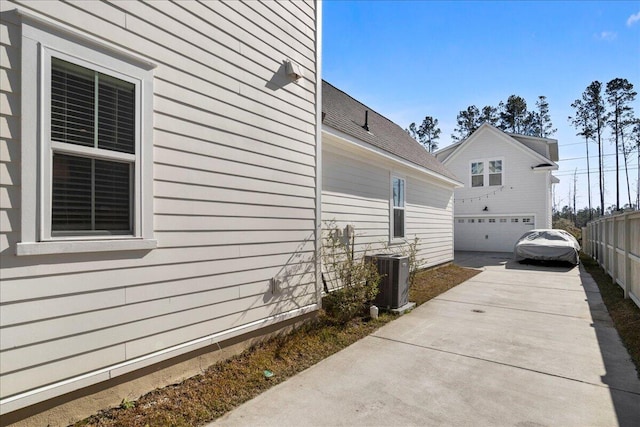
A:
[470,161,484,187]
[390,175,406,242]
[469,157,505,187]
[17,16,157,255]
[488,159,503,186]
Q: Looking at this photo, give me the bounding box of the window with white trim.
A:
[488,160,502,186]
[50,58,135,235]
[391,176,405,239]
[17,18,156,255]
[470,158,503,187]
[471,162,484,187]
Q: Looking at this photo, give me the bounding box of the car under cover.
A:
[514,229,581,265]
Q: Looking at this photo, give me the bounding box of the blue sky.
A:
[322,1,640,212]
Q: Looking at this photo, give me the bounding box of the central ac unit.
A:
[365,254,410,310]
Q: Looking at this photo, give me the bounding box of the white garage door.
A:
[454,216,535,252]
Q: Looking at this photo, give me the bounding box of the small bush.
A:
[322,222,380,323]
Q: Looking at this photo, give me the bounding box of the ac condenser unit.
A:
[365,254,410,310]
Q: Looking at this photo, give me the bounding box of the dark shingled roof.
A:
[322,80,458,182]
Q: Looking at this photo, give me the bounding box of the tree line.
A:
[405,94,557,153]
[406,77,639,218]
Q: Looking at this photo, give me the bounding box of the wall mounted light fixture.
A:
[285,59,303,80]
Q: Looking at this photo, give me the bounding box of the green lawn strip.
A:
[580,253,640,378]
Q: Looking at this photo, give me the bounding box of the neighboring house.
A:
[435,123,559,252]
[322,81,461,271]
[0,1,320,424]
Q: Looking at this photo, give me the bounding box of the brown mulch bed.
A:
[76,263,479,427]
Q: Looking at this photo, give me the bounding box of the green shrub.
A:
[322,222,380,323]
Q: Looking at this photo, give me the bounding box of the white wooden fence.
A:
[582,211,640,309]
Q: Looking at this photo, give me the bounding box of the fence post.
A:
[612,217,617,286]
[600,218,609,273]
[623,213,630,299]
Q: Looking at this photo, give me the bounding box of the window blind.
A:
[50,58,134,235]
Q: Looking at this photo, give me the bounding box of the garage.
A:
[454,216,535,252]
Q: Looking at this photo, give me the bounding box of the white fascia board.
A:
[322,125,463,188]
[433,141,461,161]
[314,0,323,307]
[443,123,558,168]
[439,123,492,165]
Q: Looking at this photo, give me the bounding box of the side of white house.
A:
[322,137,456,268]
[321,82,460,273]
[436,124,558,252]
[0,0,320,420]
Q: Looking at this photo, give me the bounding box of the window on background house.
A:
[489,160,502,186]
[391,176,405,239]
[471,162,484,187]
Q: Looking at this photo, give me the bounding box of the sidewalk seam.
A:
[370,335,640,397]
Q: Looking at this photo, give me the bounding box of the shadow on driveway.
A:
[455,250,640,426]
[580,265,640,426]
[454,250,578,273]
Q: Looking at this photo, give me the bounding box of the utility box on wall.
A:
[365,254,412,311]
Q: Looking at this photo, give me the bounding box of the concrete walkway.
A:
[213,252,640,427]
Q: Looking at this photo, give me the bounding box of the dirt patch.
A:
[76,264,478,427]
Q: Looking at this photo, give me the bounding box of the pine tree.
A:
[605,78,637,211]
[499,95,528,133]
[581,81,607,215]
[536,95,557,137]
[569,98,594,219]
[452,105,480,141]
[417,116,441,153]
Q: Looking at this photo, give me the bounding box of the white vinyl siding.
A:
[0,0,318,412]
[446,125,554,252]
[322,144,455,274]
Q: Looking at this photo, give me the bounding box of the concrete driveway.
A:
[213,252,640,427]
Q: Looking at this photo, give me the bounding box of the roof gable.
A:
[322,81,458,182]
[437,123,558,167]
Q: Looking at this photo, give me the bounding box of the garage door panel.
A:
[454,216,534,252]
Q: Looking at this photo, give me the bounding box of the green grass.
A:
[580,252,640,378]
